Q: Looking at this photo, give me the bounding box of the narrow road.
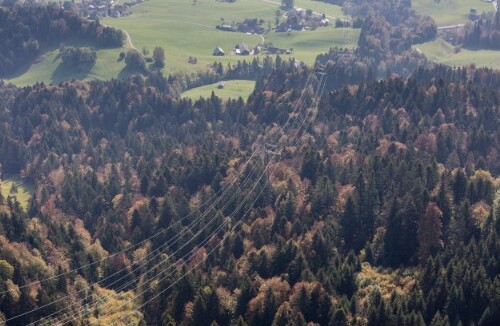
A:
[101,21,136,50]
[107,0,137,49]
[122,29,136,50]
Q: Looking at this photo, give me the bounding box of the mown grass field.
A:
[412,0,494,26]
[181,80,256,101]
[415,38,500,69]
[0,176,33,211]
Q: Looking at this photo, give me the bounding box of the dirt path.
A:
[122,29,136,49]
[101,21,136,50]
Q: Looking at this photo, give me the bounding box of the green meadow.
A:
[0,176,33,211]
[5,46,128,87]
[294,0,347,18]
[102,0,356,73]
[265,28,359,65]
[412,0,494,26]
[5,0,358,86]
[415,38,500,69]
[181,80,256,101]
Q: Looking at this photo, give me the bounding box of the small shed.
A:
[213,46,225,56]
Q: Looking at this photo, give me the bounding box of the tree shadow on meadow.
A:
[117,66,145,80]
[51,61,96,84]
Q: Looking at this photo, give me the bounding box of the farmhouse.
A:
[266,46,293,55]
[267,47,285,54]
[213,46,225,56]
[235,43,250,55]
[218,24,236,32]
[97,5,108,16]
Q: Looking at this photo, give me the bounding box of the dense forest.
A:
[0,59,499,325]
[0,5,123,76]
[0,0,500,324]
[314,0,437,88]
[441,11,500,50]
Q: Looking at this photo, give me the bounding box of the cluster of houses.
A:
[216,18,266,34]
[217,9,330,35]
[71,0,142,19]
[212,9,326,57]
[212,44,251,56]
[213,43,292,56]
[276,7,329,32]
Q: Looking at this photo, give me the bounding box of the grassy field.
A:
[102,0,356,73]
[0,176,33,211]
[294,0,346,18]
[181,80,256,101]
[5,0,357,86]
[412,0,494,26]
[266,28,359,65]
[440,49,500,69]
[5,46,128,87]
[415,38,500,69]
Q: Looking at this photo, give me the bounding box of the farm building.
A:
[235,43,250,55]
[213,46,225,56]
[218,24,236,32]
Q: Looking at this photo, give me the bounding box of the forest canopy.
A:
[0,61,499,325]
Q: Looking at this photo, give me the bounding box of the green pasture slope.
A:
[412,0,494,26]
[415,38,500,70]
[5,46,128,87]
[0,176,33,211]
[5,0,358,86]
[181,80,256,101]
[102,0,356,74]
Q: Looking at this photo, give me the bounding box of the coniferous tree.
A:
[340,196,358,252]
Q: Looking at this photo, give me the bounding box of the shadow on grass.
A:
[0,50,55,81]
[2,39,126,84]
[117,66,145,80]
[51,61,96,84]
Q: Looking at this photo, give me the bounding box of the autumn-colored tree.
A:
[272,301,294,326]
[418,202,443,263]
